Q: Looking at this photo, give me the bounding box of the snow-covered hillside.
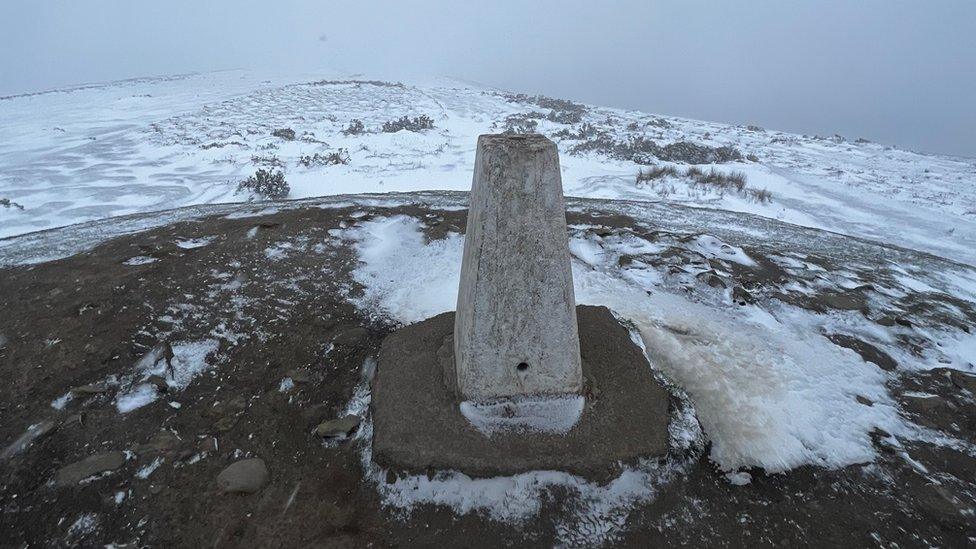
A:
[1,70,975,264]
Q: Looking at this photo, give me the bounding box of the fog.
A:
[3,0,974,157]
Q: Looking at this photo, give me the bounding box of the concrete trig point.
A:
[454,134,582,401]
[370,134,669,480]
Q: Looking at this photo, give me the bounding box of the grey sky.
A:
[3,1,974,157]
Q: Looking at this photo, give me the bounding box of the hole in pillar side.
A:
[516,362,529,372]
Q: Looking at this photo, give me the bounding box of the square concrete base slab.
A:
[371,305,671,481]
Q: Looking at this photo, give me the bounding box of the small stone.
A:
[820,291,863,311]
[147,375,169,392]
[216,458,269,494]
[55,451,126,486]
[732,286,753,305]
[315,416,360,438]
[70,383,109,396]
[916,483,967,525]
[198,436,218,453]
[137,430,182,455]
[286,369,312,384]
[149,484,164,495]
[331,327,368,348]
[950,370,976,394]
[213,415,239,432]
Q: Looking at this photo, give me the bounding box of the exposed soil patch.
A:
[1,200,974,547]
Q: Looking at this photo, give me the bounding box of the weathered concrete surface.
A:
[454,134,582,400]
[373,306,670,481]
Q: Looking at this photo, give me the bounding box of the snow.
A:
[135,457,164,479]
[175,236,214,249]
[2,69,974,268]
[123,255,157,266]
[346,214,906,473]
[278,377,295,393]
[116,383,158,413]
[345,215,462,324]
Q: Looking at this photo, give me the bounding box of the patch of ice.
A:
[224,207,279,219]
[459,395,584,436]
[568,236,603,266]
[135,457,164,479]
[691,234,757,267]
[116,383,158,413]
[123,255,157,266]
[175,236,214,249]
[66,512,98,539]
[725,471,752,485]
[264,242,293,260]
[51,391,73,410]
[278,377,295,393]
[168,339,219,389]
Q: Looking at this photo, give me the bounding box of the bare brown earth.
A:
[0,195,974,547]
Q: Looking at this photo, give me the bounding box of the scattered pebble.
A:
[216,458,269,494]
[315,416,360,439]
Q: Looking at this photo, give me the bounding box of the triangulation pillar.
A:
[454,134,583,401]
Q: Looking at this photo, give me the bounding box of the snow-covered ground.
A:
[2,69,975,265]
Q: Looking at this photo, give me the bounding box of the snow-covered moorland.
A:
[1,69,975,265]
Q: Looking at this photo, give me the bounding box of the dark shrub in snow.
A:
[298,149,350,167]
[237,169,290,200]
[342,119,365,136]
[272,128,296,140]
[382,115,434,133]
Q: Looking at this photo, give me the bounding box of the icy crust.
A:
[342,213,976,475]
[459,395,585,437]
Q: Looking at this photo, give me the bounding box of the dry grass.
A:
[635,165,772,203]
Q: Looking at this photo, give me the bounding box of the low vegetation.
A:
[635,165,771,203]
[237,169,290,200]
[272,128,296,141]
[0,197,25,210]
[382,115,434,133]
[298,149,350,167]
[342,119,365,136]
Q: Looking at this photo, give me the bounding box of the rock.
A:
[0,420,58,459]
[331,327,368,348]
[315,416,360,438]
[55,451,126,486]
[901,394,947,413]
[697,272,727,289]
[146,375,169,392]
[137,430,182,455]
[216,458,268,494]
[732,286,753,305]
[213,415,239,432]
[198,436,218,453]
[856,395,873,407]
[820,291,864,311]
[286,369,312,384]
[825,334,898,371]
[950,370,976,394]
[70,382,109,396]
[916,483,968,526]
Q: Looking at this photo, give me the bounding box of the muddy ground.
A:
[1,196,974,547]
